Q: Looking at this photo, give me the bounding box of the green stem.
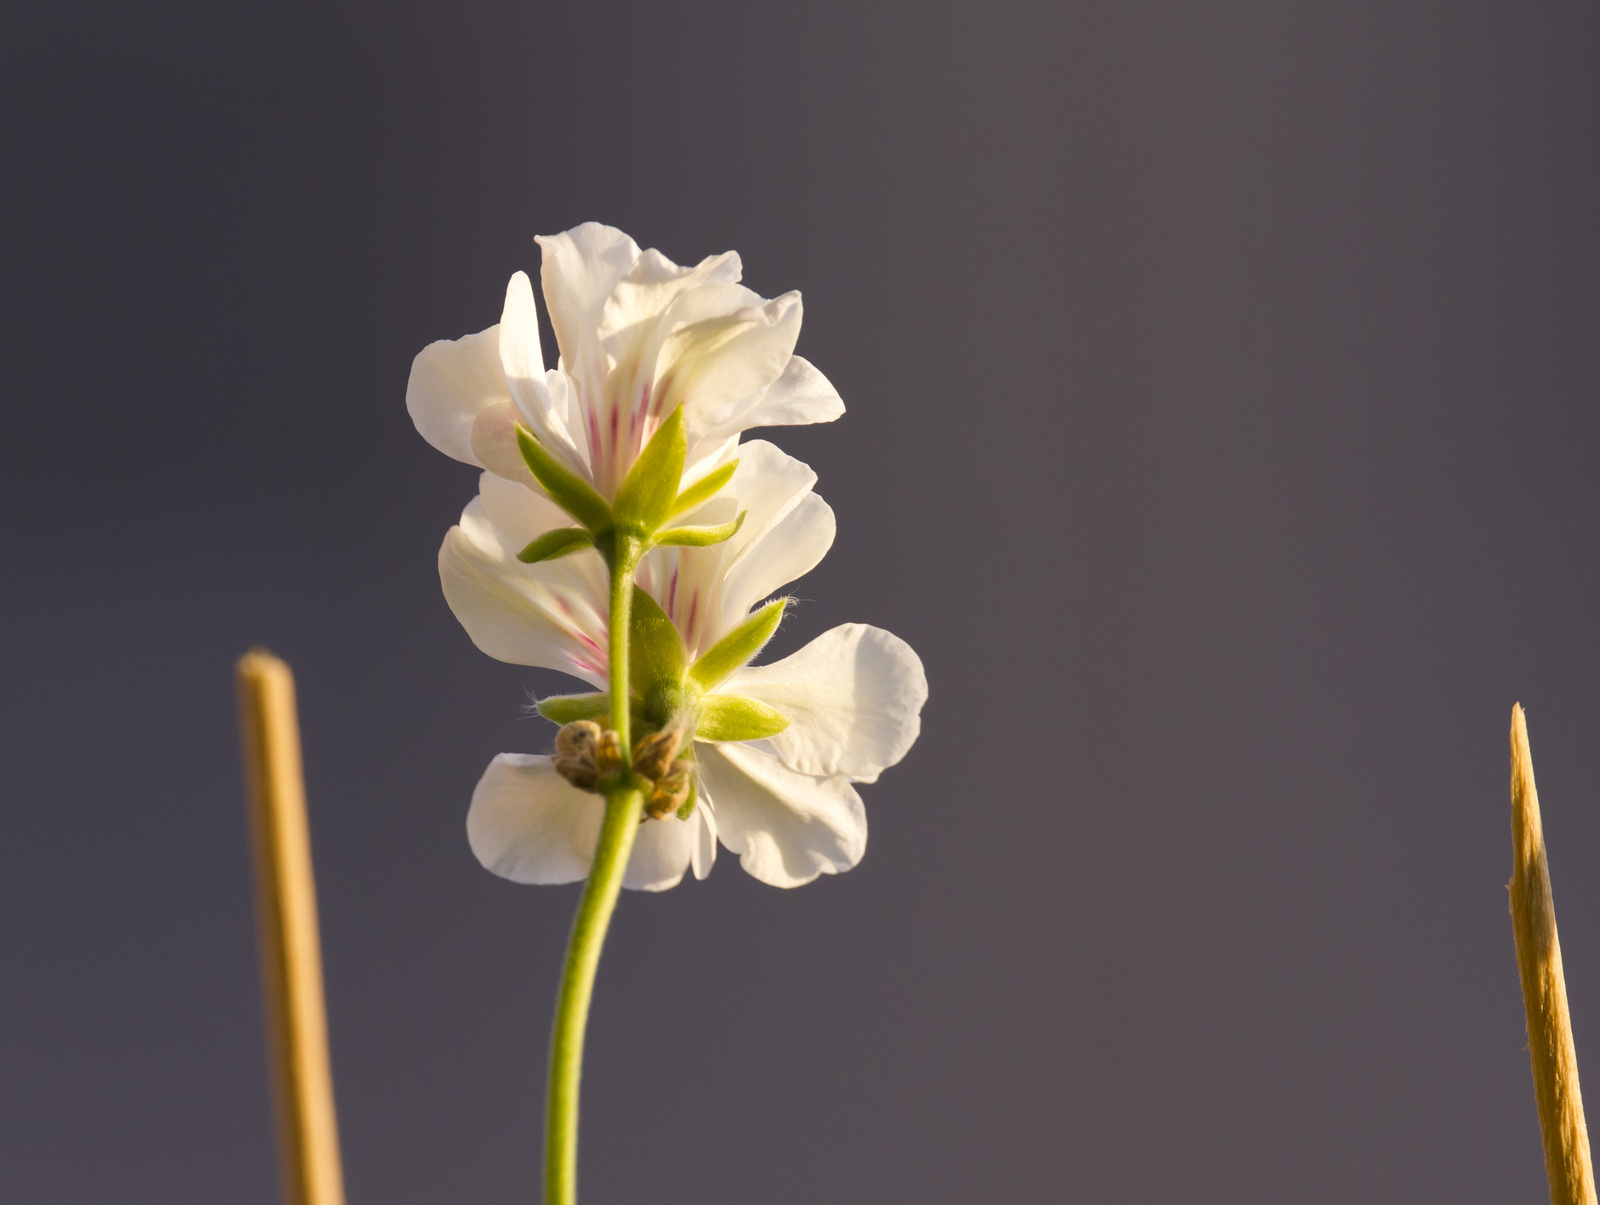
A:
[544,537,642,1205]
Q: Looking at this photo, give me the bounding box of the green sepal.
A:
[629,585,688,701]
[612,407,686,535]
[675,772,698,820]
[667,459,738,520]
[694,694,790,741]
[536,693,610,724]
[689,598,788,691]
[517,527,594,563]
[516,425,612,534]
[653,511,746,548]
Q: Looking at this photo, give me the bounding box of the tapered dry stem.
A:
[1509,703,1596,1205]
[237,650,346,1205]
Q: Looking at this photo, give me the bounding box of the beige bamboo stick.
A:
[1509,703,1597,1205]
[237,649,347,1205]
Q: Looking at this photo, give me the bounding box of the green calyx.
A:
[611,589,791,746]
[515,411,747,557]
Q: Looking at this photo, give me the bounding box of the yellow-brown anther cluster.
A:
[552,719,694,820]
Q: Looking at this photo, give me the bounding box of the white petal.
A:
[470,400,540,487]
[499,274,588,475]
[689,797,717,880]
[659,289,801,441]
[719,492,836,626]
[694,742,866,888]
[713,355,846,440]
[438,498,610,686]
[537,224,644,379]
[476,470,576,546]
[468,754,602,885]
[406,325,510,465]
[725,624,927,782]
[623,814,698,892]
[468,754,705,891]
[718,440,818,562]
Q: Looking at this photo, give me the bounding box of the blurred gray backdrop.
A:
[4,2,1600,1201]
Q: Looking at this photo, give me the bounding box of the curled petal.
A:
[725,624,927,782]
[695,353,844,447]
[694,742,865,888]
[656,287,801,444]
[407,325,510,465]
[468,754,602,885]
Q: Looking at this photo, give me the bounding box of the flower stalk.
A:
[547,537,646,1205]
[544,539,644,1205]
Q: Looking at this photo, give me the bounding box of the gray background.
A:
[4,2,1599,1201]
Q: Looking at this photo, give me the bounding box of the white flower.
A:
[406,222,845,501]
[439,442,928,890]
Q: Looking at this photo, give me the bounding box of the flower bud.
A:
[553,720,606,791]
[555,720,601,760]
[643,760,694,820]
[632,726,684,781]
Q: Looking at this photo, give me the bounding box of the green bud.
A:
[653,511,746,548]
[667,459,738,520]
[612,407,686,535]
[628,586,688,701]
[694,694,791,741]
[536,693,610,724]
[689,598,788,691]
[516,425,613,534]
[517,527,594,564]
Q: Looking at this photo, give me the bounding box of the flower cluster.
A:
[408,222,926,889]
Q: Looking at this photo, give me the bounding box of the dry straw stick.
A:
[237,650,347,1205]
[1509,703,1597,1205]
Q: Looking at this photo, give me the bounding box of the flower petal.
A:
[719,492,836,627]
[694,742,865,888]
[498,273,589,476]
[623,812,699,892]
[654,287,802,449]
[468,754,707,891]
[438,491,610,686]
[725,624,927,782]
[537,224,645,386]
[467,754,602,884]
[690,794,717,880]
[406,325,510,465]
[705,355,846,441]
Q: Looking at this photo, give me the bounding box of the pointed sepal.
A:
[694,694,791,741]
[653,511,746,548]
[517,527,594,563]
[667,459,739,520]
[536,693,610,724]
[613,407,686,535]
[688,598,788,691]
[516,425,612,534]
[629,585,689,699]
